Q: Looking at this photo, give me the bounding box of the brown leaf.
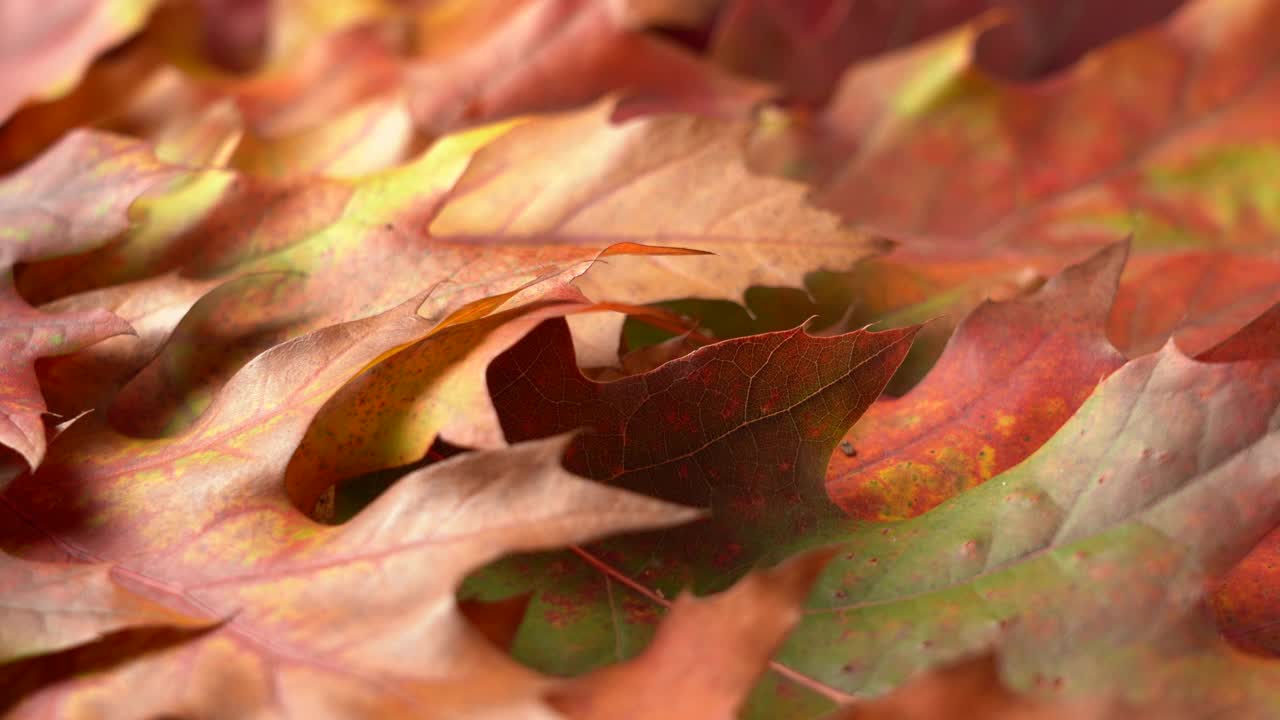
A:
[20,101,875,439]
[431,99,889,308]
[16,123,703,437]
[0,131,181,472]
[0,552,204,662]
[34,274,219,418]
[549,549,835,720]
[283,283,594,512]
[0,282,702,716]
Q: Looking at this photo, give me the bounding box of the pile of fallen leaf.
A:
[2,0,1279,718]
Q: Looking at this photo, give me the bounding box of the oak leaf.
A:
[403,0,768,132]
[284,284,657,513]
[0,0,161,122]
[768,312,1280,717]
[476,265,1280,718]
[0,287,707,718]
[0,131,180,472]
[752,0,1280,252]
[19,101,874,437]
[826,652,1172,720]
[550,549,835,720]
[12,122,699,436]
[0,552,203,662]
[712,0,1183,103]
[469,312,915,700]
[1108,251,1280,357]
[0,436,701,719]
[431,100,890,308]
[7,3,1280,718]
[826,243,1126,519]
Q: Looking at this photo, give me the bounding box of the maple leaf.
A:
[0,130,181,473]
[0,0,161,122]
[826,243,1127,520]
[750,0,1280,252]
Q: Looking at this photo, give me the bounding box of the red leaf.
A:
[827,243,1127,519]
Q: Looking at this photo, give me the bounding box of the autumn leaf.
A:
[32,272,220,422]
[285,284,673,513]
[0,435,705,718]
[0,552,203,662]
[6,1,1280,717]
[809,251,1047,394]
[0,130,181,471]
[0,281,709,716]
[12,120,699,436]
[468,311,915,700]
[15,98,876,439]
[550,549,835,720]
[1108,250,1280,357]
[751,0,1280,252]
[473,262,1280,717]
[826,243,1127,520]
[430,99,889,308]
[768,311,1280,717]
[1195,302,1280,363]
[0,279,838,715]
[0,33,167,172]
[0,0,161,122]
[616,247,1049,397]
[404,0,770,132]
[711,0,1184,103]
[826,652,1172,720]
